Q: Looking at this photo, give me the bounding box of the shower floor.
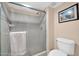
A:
[23,50,47,56]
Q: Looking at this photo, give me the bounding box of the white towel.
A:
[10,31,27,56]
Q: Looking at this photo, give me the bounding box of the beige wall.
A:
[46,7,54,51]
[54,2,79,56]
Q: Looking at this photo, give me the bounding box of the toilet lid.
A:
[48,49,67,56]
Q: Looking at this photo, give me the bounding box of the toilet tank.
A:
[56,38,75,56]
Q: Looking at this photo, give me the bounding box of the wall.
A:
[1,4,10,56]
[10,11,46,55]
[10,21,46,55]
[0,3,1,55]
[10,12,41,23]
[46,7,54,52]
[54,2,79,56]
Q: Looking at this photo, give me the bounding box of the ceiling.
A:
[17,2,52,10]
[17,2,63,10]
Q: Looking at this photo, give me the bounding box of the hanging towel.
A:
[10,31,27,56]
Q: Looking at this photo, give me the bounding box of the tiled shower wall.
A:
[1,4,10,56]
[11,21,46,55]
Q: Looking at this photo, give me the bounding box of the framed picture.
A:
[58,3,79,23]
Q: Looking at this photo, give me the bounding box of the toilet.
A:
[48,38,75,56]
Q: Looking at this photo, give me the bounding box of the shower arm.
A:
[9,2,46,14]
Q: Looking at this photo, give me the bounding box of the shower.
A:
[1,2,47,56]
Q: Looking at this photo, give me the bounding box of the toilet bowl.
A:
[48,38,75,56]
[48,49,67,56]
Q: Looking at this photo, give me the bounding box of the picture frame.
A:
[58,3,79,23]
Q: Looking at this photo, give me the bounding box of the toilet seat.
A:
[48,49,67,56]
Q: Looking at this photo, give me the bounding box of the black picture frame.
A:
[58,3,79,23]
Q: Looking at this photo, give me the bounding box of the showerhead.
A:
[9,24,15,27]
